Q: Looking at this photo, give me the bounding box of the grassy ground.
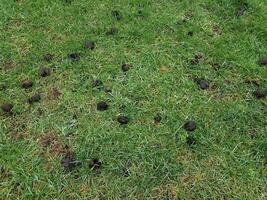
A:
[0,0,266,199]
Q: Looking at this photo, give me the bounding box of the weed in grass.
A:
[39,67,51,77]
[184,120,197,132]
[1,103,13,113]
[28,94,41,104]
[97,101,109,111]
[21,80,33,89]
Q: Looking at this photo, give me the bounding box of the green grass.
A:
[0,0,266,199]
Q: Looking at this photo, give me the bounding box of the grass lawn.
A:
[0,0,266,199]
